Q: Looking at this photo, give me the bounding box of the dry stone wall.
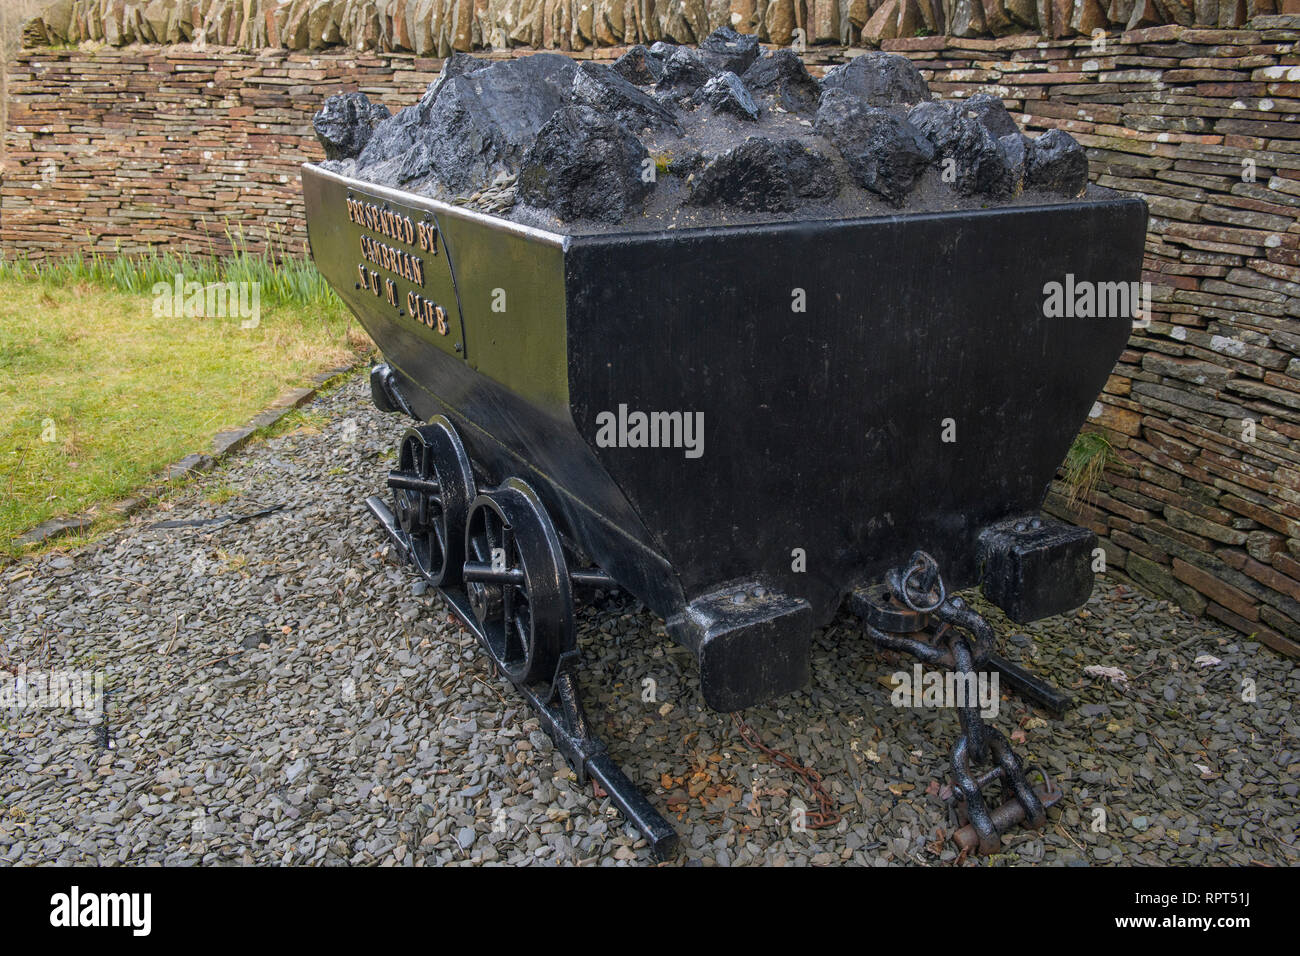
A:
[3,21,1299,654]
[19,0,1300,53]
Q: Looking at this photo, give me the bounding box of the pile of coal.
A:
[312,92,392,161]
[315,30,1092,227]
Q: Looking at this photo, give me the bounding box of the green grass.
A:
[1061,431,1115,510]
[204,483,240,505]
[0,247,370,558]
[0,232,338,309]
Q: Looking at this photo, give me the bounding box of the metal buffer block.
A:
[367,416,678,859]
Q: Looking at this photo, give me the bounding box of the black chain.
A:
[865,551,1054,855]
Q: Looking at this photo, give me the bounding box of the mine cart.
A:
[303,161,1147,858]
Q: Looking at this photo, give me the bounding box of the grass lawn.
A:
[0,253,370,557]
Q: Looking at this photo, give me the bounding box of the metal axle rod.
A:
[386,472,441,495]
[461,563,616,590]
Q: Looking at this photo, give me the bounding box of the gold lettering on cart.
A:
[358,234,425,286]
[347,195,451,340]
[346,198,428,249]
[406,291,449,335]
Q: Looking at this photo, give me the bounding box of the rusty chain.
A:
[732,712,842,830]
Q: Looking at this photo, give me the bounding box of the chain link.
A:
[866,550,1057,854]
[732,713,842,830]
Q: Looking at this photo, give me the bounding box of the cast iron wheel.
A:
[388,416,476,586]
[464,478,575,686]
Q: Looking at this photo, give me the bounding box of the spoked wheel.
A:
[387,416,476,586]
[464,478,575,687]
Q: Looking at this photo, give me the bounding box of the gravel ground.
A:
[2,372,1297,866]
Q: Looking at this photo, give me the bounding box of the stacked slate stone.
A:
[18,0,1271,53]
[315,27,1091,227]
